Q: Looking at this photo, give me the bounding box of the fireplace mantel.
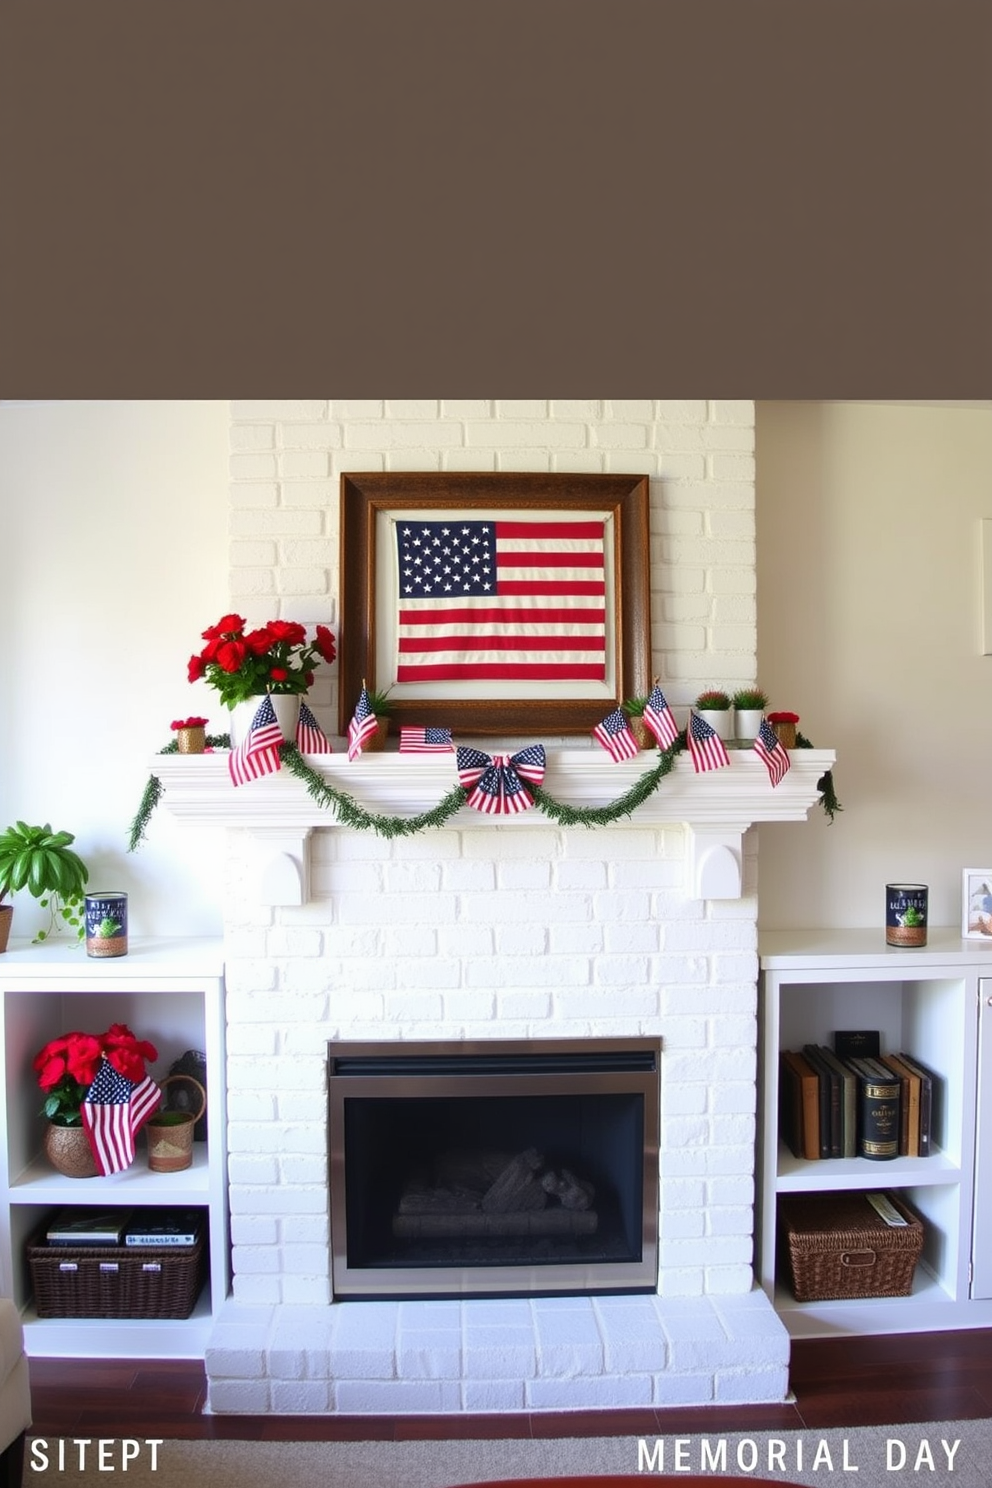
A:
[155,747,835,905]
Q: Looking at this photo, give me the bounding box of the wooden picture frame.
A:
[338,471,651,736]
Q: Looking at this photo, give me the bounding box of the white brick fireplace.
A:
[166,401,831,1413]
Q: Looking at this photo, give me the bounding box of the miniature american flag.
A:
[347,687,379,761]
[228,695,284,786]
[456,745,546,815]
[400,726,454,753]
[753,717,791,786]
[80,1057,161,1176]
[641,684,680,749]
[687,710,730,773]
[593,707,639,762]
[295,700,333,754]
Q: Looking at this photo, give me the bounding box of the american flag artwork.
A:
[753,717,791,786]
[347,687,379,761]
[687,710,731,773]
[593,706,639,762]
[456,745,546,815]
[400,726,454,753]
[641,684,681,750]
[228,695,284,786]
[296,700,333,754]
[80,1057,161,1176]
[395,517,607,684]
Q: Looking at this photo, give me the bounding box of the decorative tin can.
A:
[84,892,128,958]
[885,883,928,948]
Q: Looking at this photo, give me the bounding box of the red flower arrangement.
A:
[34,1024,158,1127]
[170,716,208,731]
[187,614,336,708]
[767,711,799,725]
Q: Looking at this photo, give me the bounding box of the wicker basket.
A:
[27,1225,206,1319]
[778,1191,924,1302]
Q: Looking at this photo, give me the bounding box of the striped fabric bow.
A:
[455,745,547,816]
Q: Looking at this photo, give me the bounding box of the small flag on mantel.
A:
[347,687,379,761]
[753,717,791,786]
[296,701,333,755]
[400,726,454,753]
[228,695,284,785]
[593,707,639,762]
[686,710,730,773]
[641,684,681,749]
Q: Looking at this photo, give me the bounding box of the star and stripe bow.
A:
[641,684,681,749]
[753,717,791,786]
[80,1057,162,1176]
[456,745,547,815]
[593,706,639,762]
[687,710,731,773]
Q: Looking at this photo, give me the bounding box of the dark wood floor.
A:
[24,1330,992,1440]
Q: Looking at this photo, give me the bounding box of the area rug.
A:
[22,1420,992,1488]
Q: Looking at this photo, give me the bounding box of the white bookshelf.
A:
[0,937,227,1358]
[759,928,992,1337]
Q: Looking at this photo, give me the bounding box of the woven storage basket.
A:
[778,1191,924,1302]
[27,1224,206,1319]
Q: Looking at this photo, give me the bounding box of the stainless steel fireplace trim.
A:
[327,1037,661,1300]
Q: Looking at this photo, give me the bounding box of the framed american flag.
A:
[338,471,651,737]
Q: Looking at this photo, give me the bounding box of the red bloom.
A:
[171,716,208,730]
[314,624,336,663]
[103,1023,158,1083]
[767,711,800,724]
[244,627,274,656]
[267,620,307,646]
[215,639,248,673]
[202,613,245,640]
[269,667,288,682]
[64,1034,104,1087]
[187,653,206,682]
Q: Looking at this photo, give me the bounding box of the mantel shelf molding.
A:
[153,748,835,906]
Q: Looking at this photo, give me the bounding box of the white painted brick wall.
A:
[213,399,778,1407]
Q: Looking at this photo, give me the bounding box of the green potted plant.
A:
[694,689,733,741]
[0,822,89,947]
[362,686,395,751]
[731,686,769,741]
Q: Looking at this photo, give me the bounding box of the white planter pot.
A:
[734,708,764,742]
[697,709,733,741]
[228,694,301,750]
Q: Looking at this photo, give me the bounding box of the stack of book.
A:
[779,1030,938,1161]
[44,1207,204,1247]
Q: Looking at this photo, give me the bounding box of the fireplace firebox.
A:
[327,1038,661,1299]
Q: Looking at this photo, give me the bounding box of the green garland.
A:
[279,743,469,838]
[128,729,840,849]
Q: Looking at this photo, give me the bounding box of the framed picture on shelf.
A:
[962,868,992,938]
[338,471,651,737]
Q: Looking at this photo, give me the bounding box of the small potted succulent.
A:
[694,689,733,741]
[621,695,653,750]
[362,687,395,751]
[0,822,89,947]
[731,686,769,742]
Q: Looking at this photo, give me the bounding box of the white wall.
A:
[0,401,230,938]
[756,401,992,931]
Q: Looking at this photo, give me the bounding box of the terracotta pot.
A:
[361,716,390,752]
[627,716,653,750]
[0,904,11,954]
[44,1122,98,1179]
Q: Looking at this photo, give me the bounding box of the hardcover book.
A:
[879,1053,921,1157]
[895,1052,939,1156]
[779,1050,821,1160]
[811,1045,858,1158]
[845,1056,902,1160]
[46,1208,131,1245]
[802,1044,841,1158]
[123,1208,204,1247]
[834,1029,881,1060]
